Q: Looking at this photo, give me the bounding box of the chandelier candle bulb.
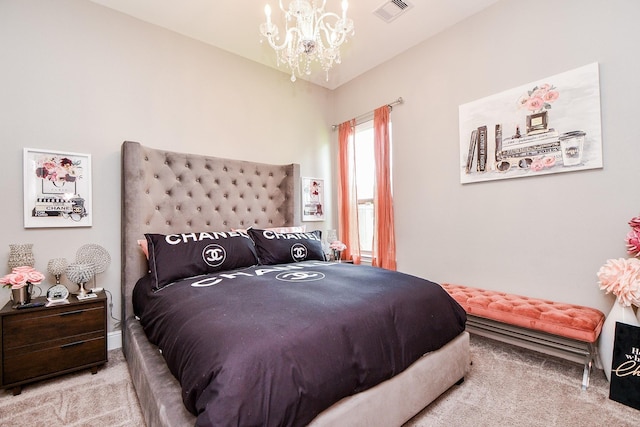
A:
[265,4,271,25]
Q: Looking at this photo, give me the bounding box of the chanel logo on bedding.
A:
[276,271,325,282]
[189,261,333,288]
[164,231,250,245]
[290,243,308,261]
[202,244,226,267]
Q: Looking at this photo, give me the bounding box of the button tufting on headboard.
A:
[121,141,301,328]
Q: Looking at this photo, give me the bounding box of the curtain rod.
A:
[331,97,404,131]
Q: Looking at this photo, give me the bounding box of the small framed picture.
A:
[301,177,324,221]
[23,148,92,228]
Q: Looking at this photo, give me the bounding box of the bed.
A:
[121,141,470,427]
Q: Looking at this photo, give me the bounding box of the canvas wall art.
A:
[23,148,92,228]
[459,63,602,184]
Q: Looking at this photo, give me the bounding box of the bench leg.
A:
[581,343,596,390]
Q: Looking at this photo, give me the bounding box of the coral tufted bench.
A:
[442,284,605,390]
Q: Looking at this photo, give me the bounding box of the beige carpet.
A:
[0,350,144,427]
[406,335,638,427]
[1,336,637,426]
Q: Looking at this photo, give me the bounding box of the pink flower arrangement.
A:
[329,240,347,251]
[597,214,640,307]
[0,266,45,290]
[517,83,560,113]
[35,155,80,183]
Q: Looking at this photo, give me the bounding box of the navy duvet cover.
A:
[133,261,466,426]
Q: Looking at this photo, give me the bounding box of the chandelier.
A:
[259,0,355,82]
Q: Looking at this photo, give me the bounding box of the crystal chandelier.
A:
[259,0,355,82]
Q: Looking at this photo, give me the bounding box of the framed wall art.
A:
[23,148,92,228]
[459,62,603,184]
[301,177,325,221]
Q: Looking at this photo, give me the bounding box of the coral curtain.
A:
[337,119,361,264]
[372,106,397,270]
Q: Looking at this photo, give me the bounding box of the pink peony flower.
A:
[597,258,640,307]
[626,215,640,257]
[26,270,45,284]
[627,229,640,257]
[542,156,556,168]
[9,273,28,286]
[526,97,545,111]
[530,159,545,172]
[543,90,559,103]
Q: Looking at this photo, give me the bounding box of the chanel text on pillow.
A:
[247,228,326,265]
[145,230,258,290]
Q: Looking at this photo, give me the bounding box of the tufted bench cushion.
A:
[441,284,605,343]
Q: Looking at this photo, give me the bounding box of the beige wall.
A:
[0,0,334,330]
[333,0,640,313]
[2,0,637,332]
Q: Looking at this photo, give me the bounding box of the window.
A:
[353,120,392,255]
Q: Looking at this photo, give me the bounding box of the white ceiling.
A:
[89,0,500,90]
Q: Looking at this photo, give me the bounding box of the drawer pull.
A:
[61,341,85,349]
[59,310,84,317]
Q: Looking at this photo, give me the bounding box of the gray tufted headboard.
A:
[121,141,300,325]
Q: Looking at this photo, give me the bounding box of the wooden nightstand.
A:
[0,293,107,395]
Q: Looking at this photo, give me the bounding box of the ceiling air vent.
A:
[373,0,414,23]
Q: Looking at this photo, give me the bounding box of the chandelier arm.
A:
[317,25,347,48]
[330,28,348,47]
[316,25,333,46]
[310,0,328,13]
[317,11,341,24]
[267,26,304,52]
[316,12,340,35]
[287,26,304,45]
[317,13,349,42]
[265,33,287,51]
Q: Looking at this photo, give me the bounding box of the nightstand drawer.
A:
[2,303,104,349]
[3,335,105,385]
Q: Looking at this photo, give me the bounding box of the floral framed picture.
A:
[301,177,325,221]
[23,148,92,228]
